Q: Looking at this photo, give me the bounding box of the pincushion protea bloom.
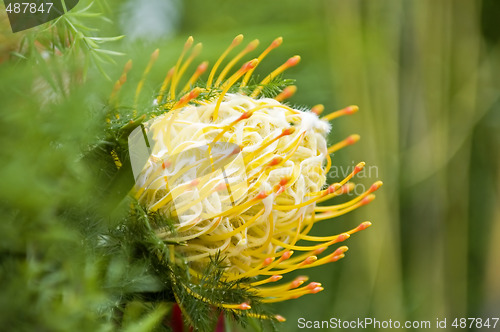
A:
[109,35,382,323]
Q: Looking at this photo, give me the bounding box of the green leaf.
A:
[89,36,126,43]
[94,48,126,57]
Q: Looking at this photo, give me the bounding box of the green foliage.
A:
[234,75,295,99]
[0,63,114,332]
[12,0,124,82]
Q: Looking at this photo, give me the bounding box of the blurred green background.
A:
[1,0,500,331]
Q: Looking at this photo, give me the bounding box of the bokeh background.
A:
[1,0,500,331]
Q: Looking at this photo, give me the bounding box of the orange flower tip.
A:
[345,105,359,114]
[238,302,251,310]
[119,75,127,85]
[311,286,324,294]
[189,179,200,187]
[255,190,270,200]
[281,127,296,136]
[124,59,133,72]
[276,85,297,101]
[279,177,290,186]
[335,246,349,255]
[268,156,283,166]
[369,180,383,192]
[189,87,202,98]
[272,37,283,48]
[341,183,353,194]
[231,146,241,155]
[161,160,171,169]
[290,279,305,289]
[311,104,324,115]
[354,161,366,174]
[215,183,228,192]
[263,257,275,266]
[151,48,160,60]
[330,254,345,262]
[313,247,327,255]
[284,85,297,95]
[242,59,259,71]
[239,111,253,120]
[326,183,342,195]
[303,255,318,265]
[361,194,376,205]
[275,315,286,323]
[281,250,293,260]
[197,61,209,73]
[296,276,309,282]
[286,55,301,67]
[184,36,194,49]
[307,282,322,290]
[346,134,360,145]
[232,34,244,46]
[270,275,283,282]
[168,67,175,75]
[336,233,351,242]
[358,221,372,230]
[246,39,260,51]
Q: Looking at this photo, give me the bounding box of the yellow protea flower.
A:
[111,35,382,319]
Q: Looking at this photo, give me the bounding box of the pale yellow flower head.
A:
[133,93,332,275]
[112,35,382,312]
